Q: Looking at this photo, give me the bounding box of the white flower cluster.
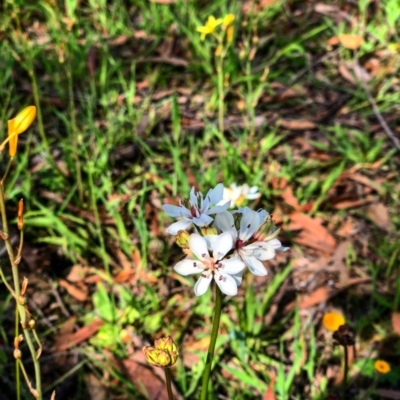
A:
[163,183,289,297]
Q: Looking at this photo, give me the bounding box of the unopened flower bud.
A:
[13,349,22,359]
[18,199,24,230]
[28,319,36,329]
[176,230,190,248]
[154,336,178,353]
[215,44,223,57]
[332,324,355,347]
[200,226,218,236]
[227,26,234,43]
[21,277,28,296]
[143,336,179,368]
[18,295,26,306]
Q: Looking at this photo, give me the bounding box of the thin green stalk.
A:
[200,285,222,400]
[16,302,21,400]
[0,183,42,399]
[217,55,224,135]
[67,67,84,203]
[164,368,174,400]
[28,67,50,158]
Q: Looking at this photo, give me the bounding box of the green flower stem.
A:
[164,368,174,400]
[217,55,224,134]
[200,285,222,400]
[0,183,42,400]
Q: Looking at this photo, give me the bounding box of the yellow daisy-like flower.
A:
[374,360,391,374]
[322,312,346,331]
[197,16,222,41]
[222,14,235,28]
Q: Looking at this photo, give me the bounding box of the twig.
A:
[360,76,400,150]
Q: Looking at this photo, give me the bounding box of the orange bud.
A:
[18,199,24,230]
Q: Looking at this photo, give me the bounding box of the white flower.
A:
[218,183,261,208]
[173,232,245,296]
[214,207,289,279]
[163,183,230,235]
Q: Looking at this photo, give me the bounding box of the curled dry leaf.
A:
[338,33,363,50]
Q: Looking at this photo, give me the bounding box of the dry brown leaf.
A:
[332,195,375,209]
[53,318,104,352]
[59,279,88,302]
[391,312,400,336]
[288,212,336,254]
[66,265,89,282]
[339,63,356,84]
[299,287,331,309]
[278,119,317,130]
[366,202,391,230]
[338,34,363,50]
[111,352,184,400]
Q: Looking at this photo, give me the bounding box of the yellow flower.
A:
[5,106,36,157]
[197,16,222,40]
[374,360,391,374]
[322,312,345,331]
[222,14,235,28]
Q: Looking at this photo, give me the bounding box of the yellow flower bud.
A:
[143,336,179,368]
[176,230,190,248]
[200,226,218,236]
[227,26,234,43]
[6,106,36,157]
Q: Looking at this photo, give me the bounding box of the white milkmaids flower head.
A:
[219,183,261,208]
[163,183,230,235]
[173,232,245,296]
[214,207,289,280]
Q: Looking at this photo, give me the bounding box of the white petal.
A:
[214,211,235,232]
[218,257,245,274]
[194,274,212,296]
[192,213,213,227]
[215,272,238,296]
[277,246,290,252]
[174,259,205,275]
[244,242,276,261]
[231,270,244,286]
[239,208,260,241]
[189,234,210,260]
[207,201,230,215]
[205,183,224,205]
[204,235,218,249]
[268,238,283,248]
[242,255,268,276]
[211,232,233,260]
[163,204,190,218]
[166,219,192,235]
[189,187,198,205]
[256,209,269,224]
